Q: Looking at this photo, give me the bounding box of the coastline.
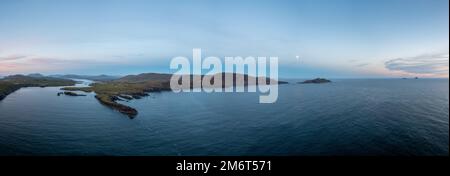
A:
[0,76,77,102]
[0,84,22,101]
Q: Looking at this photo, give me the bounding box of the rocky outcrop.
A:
[58,91,87,96]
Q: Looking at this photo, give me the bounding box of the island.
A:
[62,72,288,118]
[58,91,87,96]
[49,74,120,81]
[299,78,331,84]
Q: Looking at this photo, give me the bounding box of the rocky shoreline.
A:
[95,94,138,118]
[0,84,22,101]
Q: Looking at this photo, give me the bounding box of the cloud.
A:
[348,59,370,67]
[355,63,369,67]
[0,54,133,75]
[0,55,86,74]
[385,53,449,76]
[0,55,27,61]
[27,58,80,64]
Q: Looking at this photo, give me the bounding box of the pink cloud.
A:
[0,55,27,61]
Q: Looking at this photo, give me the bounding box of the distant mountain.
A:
[27,73,45,78]
[3,74,44,81]
[114,73,173,83]
[2,74,76,85]
[50,74,121,81]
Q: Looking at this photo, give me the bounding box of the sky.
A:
[0,0,448,78]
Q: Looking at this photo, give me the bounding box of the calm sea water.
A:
[0,79,448,156]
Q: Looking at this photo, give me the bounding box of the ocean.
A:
[0,79,448,155]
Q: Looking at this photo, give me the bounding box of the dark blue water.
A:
[0,79,448,155]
